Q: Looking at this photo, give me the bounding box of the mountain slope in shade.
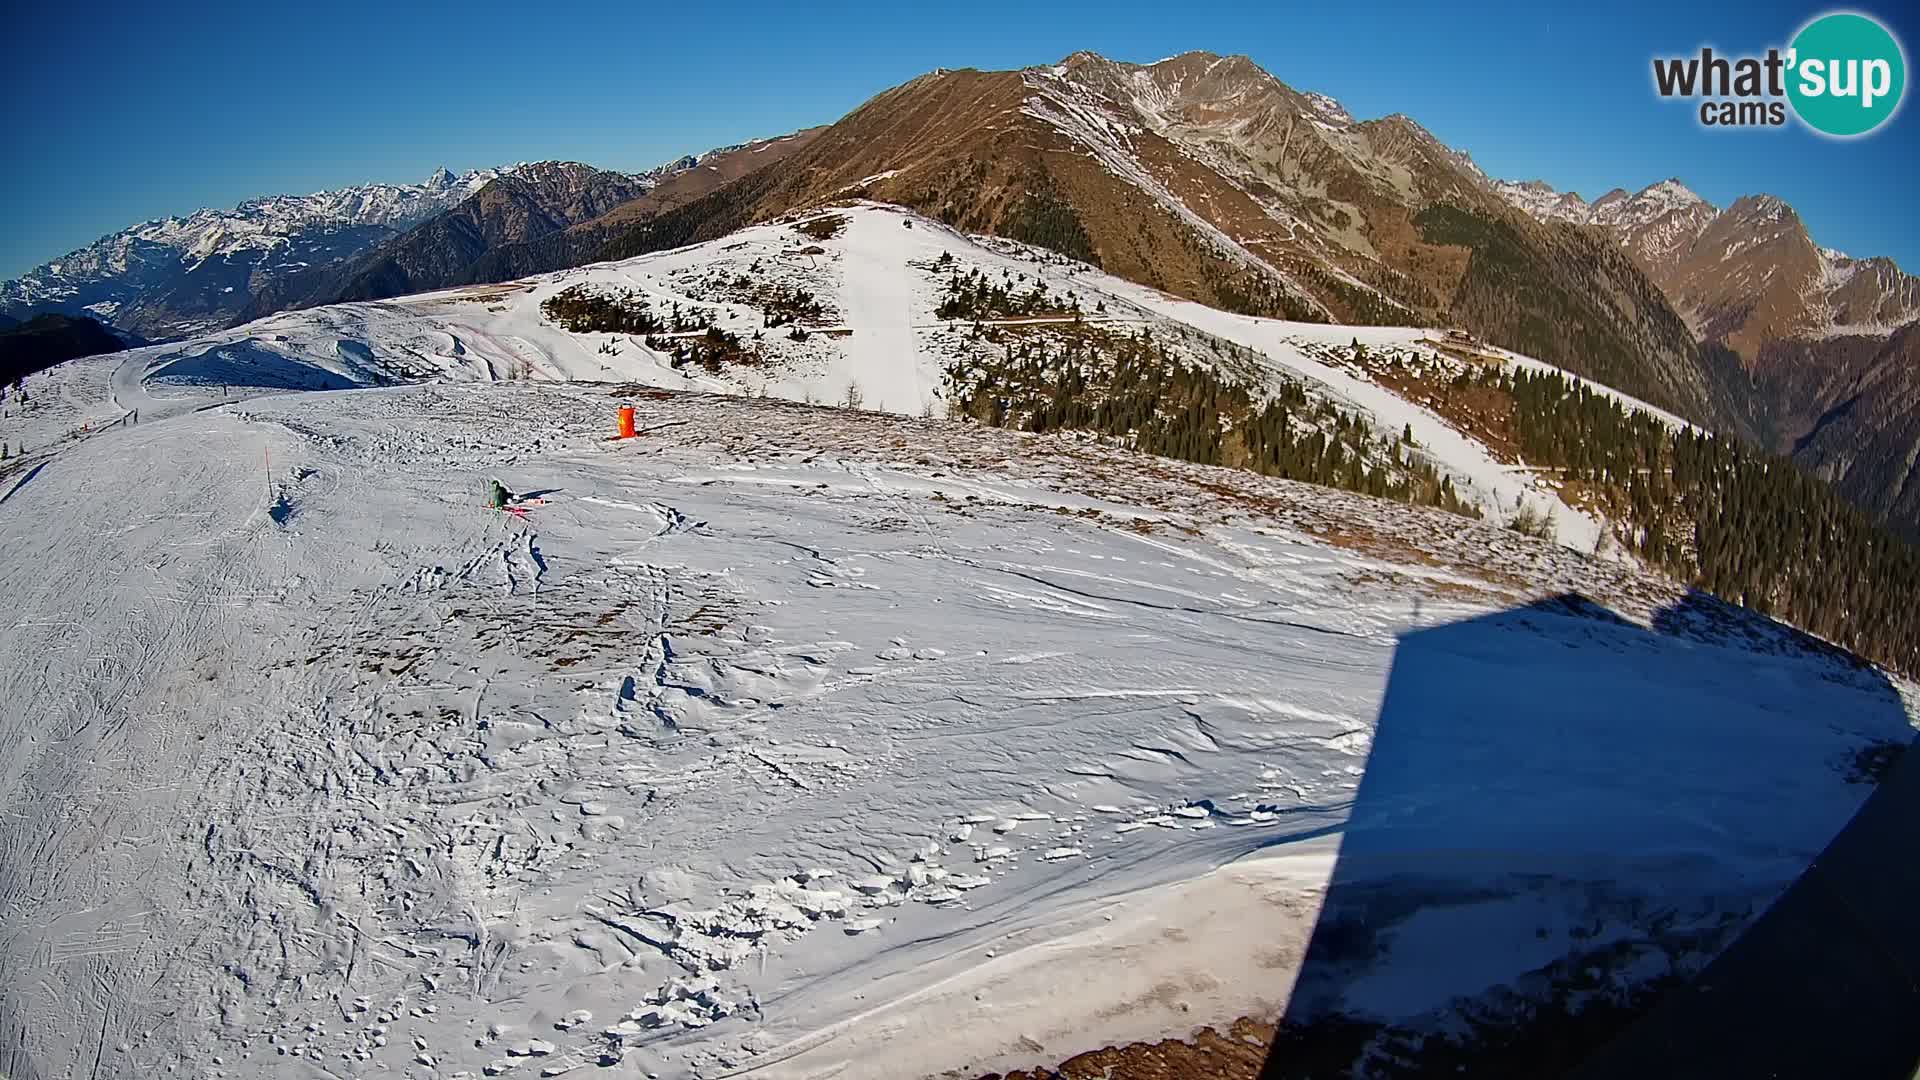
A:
[0,313,126,384]
[1749,325,1920,538]
[596,52,1737,432]
[0,168,506,340]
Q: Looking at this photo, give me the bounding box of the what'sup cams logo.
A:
[1653,11,1906,136]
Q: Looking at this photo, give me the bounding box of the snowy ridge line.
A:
[60,203,1688,555]
[1,152,761,338]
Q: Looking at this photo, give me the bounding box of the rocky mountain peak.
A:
[1723,193,1799,227]
[1302,90,1353,125]
[1638,177,1707,206]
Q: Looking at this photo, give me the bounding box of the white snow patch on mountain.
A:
[1490,180,1591,224]
[1494,176,1716,233]
[16,167,498,289]
[1589,179,1714,229]
[1302,91,1353,125]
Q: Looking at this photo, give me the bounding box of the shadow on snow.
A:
[1257,590,1917,1079]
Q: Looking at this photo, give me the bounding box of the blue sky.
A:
[3,0,1915,279]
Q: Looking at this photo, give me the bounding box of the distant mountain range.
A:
[1491,177,1920,351]
[229,160,656,319]
[1,167,505,339]
[0,149,777,341]
[1491,176,1920,534]
[234,131,823,321]
[5,50,1918,535]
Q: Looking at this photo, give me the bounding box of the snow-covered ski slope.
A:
[30,202,1694,551]
[0,352,1914,1079]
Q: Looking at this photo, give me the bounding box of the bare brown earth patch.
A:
[972,1016,1277,1080]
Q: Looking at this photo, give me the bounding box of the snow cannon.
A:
[617,405,636,440]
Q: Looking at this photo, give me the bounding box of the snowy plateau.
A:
[0,204,1914,1080]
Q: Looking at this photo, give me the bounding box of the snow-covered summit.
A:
[1589,178,1715,230]
[1492,175,1726,270]
[1493,175,1716,232]
[1302,90,1353,125]
[153,165,502,243]
[1492,179,1591,223]
[0,165,510,339]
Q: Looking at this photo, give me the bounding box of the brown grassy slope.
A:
[973,1018,1276,1080]
[603,68,1330,319]
[600,55,1736,428]
[598,129,829,229]
[456,129,827,284]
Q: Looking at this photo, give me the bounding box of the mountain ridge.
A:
[0,167,508,339]
[239,161,659,314]
[594,51,1740,434]
[1490,175,1920,345]
[0,153,756,342]
[1492,173,1920,536]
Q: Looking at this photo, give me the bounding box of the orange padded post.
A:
[617,405,636,439]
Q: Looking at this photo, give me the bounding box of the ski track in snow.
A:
[0,209,1915,1080]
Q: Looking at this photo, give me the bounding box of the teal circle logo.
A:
[1787,12,1906,136]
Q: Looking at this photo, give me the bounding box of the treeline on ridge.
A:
[1469,363,1920,675]
[945,326,1473,517]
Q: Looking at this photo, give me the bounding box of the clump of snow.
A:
[1302,91,1353,126]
